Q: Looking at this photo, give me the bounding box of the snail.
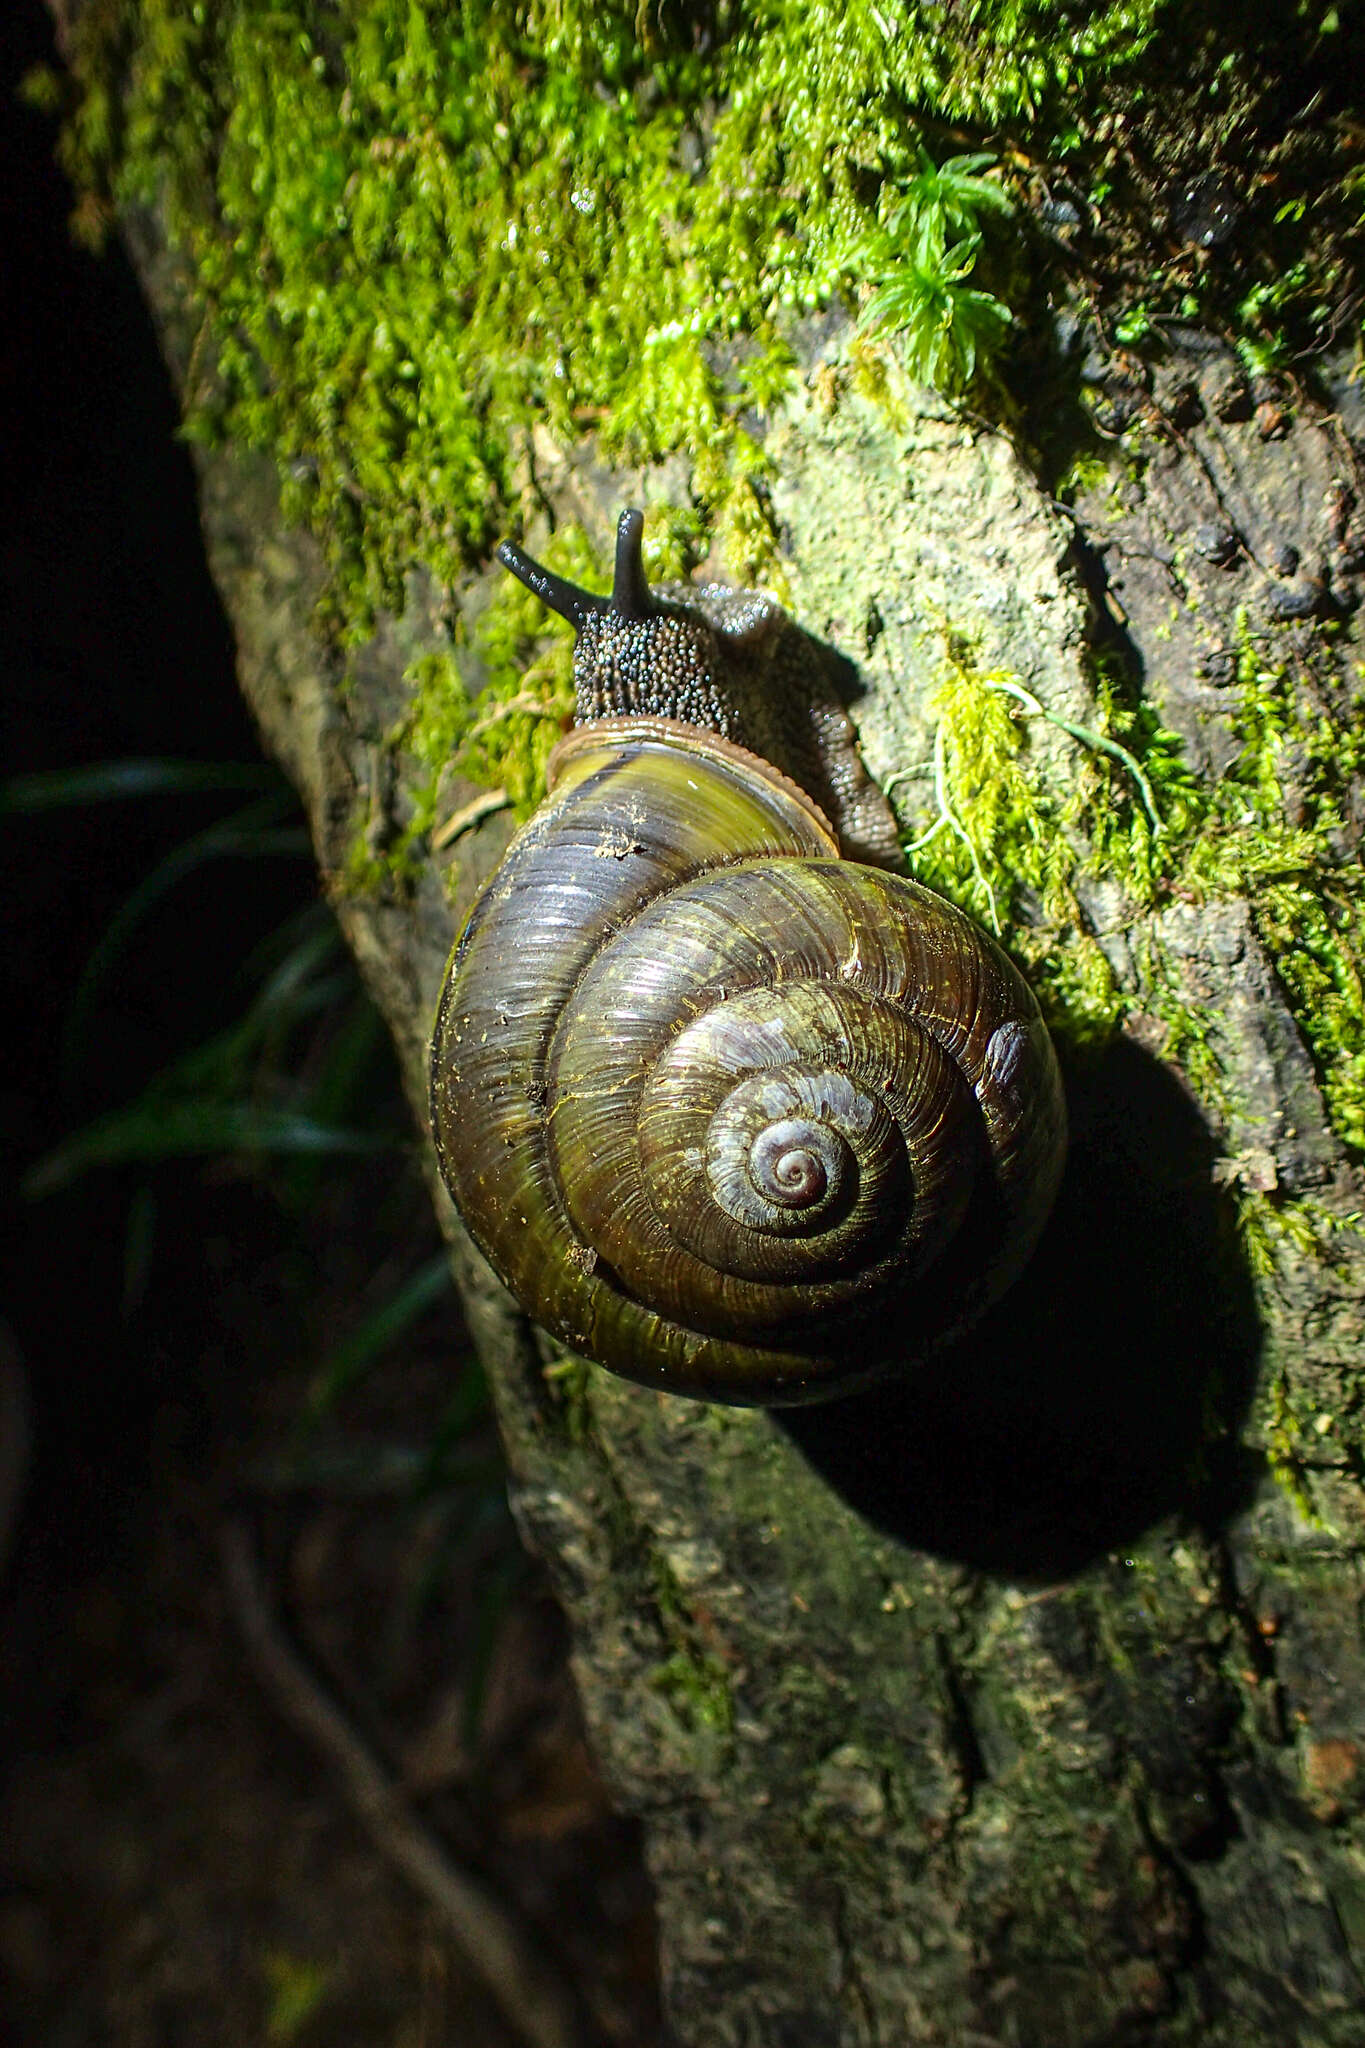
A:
[429,509,1066,1405]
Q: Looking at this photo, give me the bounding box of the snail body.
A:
[429,511,1065,1404]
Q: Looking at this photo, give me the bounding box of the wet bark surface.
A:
[118,201,1365,2046]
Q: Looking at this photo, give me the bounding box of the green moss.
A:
[903,608,1365,1141]
[648,1646,736,1736]
[1263,1370,1327,1526]
[1170,631,1365,1154]
[261,1949,333,2044]
[850,149,1017,392]
[50,0,1365,649]
[1054,449,1113,505]
[539,1346,597,1439]
[646,1549,736,1738]
[894,631,1130,1043]
[1238,1190,1364,1512]
[1066,621,1365,1187]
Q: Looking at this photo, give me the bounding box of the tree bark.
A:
[119,199,1365,2047]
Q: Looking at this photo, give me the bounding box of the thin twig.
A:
[880,761,935,806]
[464,691,559,741]
[219,1519,587,2048]
[984,675,1163,834]
[916,720,1001,934]
[901,811,950,857]
[433,786,511,850]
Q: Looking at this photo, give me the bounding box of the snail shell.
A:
[429,511,1066,1404]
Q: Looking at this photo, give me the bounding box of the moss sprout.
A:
[851,150,1016,391]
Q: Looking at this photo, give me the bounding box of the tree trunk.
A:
[108,162,1365,2048]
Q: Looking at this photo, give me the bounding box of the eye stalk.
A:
[495,507,658,632]
[610,507,654,620]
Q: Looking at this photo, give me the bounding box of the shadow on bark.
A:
[783,1038,1261,1578]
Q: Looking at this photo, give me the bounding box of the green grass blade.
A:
[418,1358,493,1490]
[0,758,286,812]
[299,1253,456,1431]
[60,793,311,1089]
[25,1102,388,1196]
[276,994,389,1208]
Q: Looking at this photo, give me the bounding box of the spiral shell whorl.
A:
[707,1080,863,1229]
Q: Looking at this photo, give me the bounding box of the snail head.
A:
[497,507,777,737]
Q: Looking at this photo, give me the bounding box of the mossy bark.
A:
[118,195,1365,2046]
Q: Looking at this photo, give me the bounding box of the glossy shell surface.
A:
[430,720,1066,1404]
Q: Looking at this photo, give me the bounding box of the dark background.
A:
[0,6,658,2041]
[2,0,297,1571]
